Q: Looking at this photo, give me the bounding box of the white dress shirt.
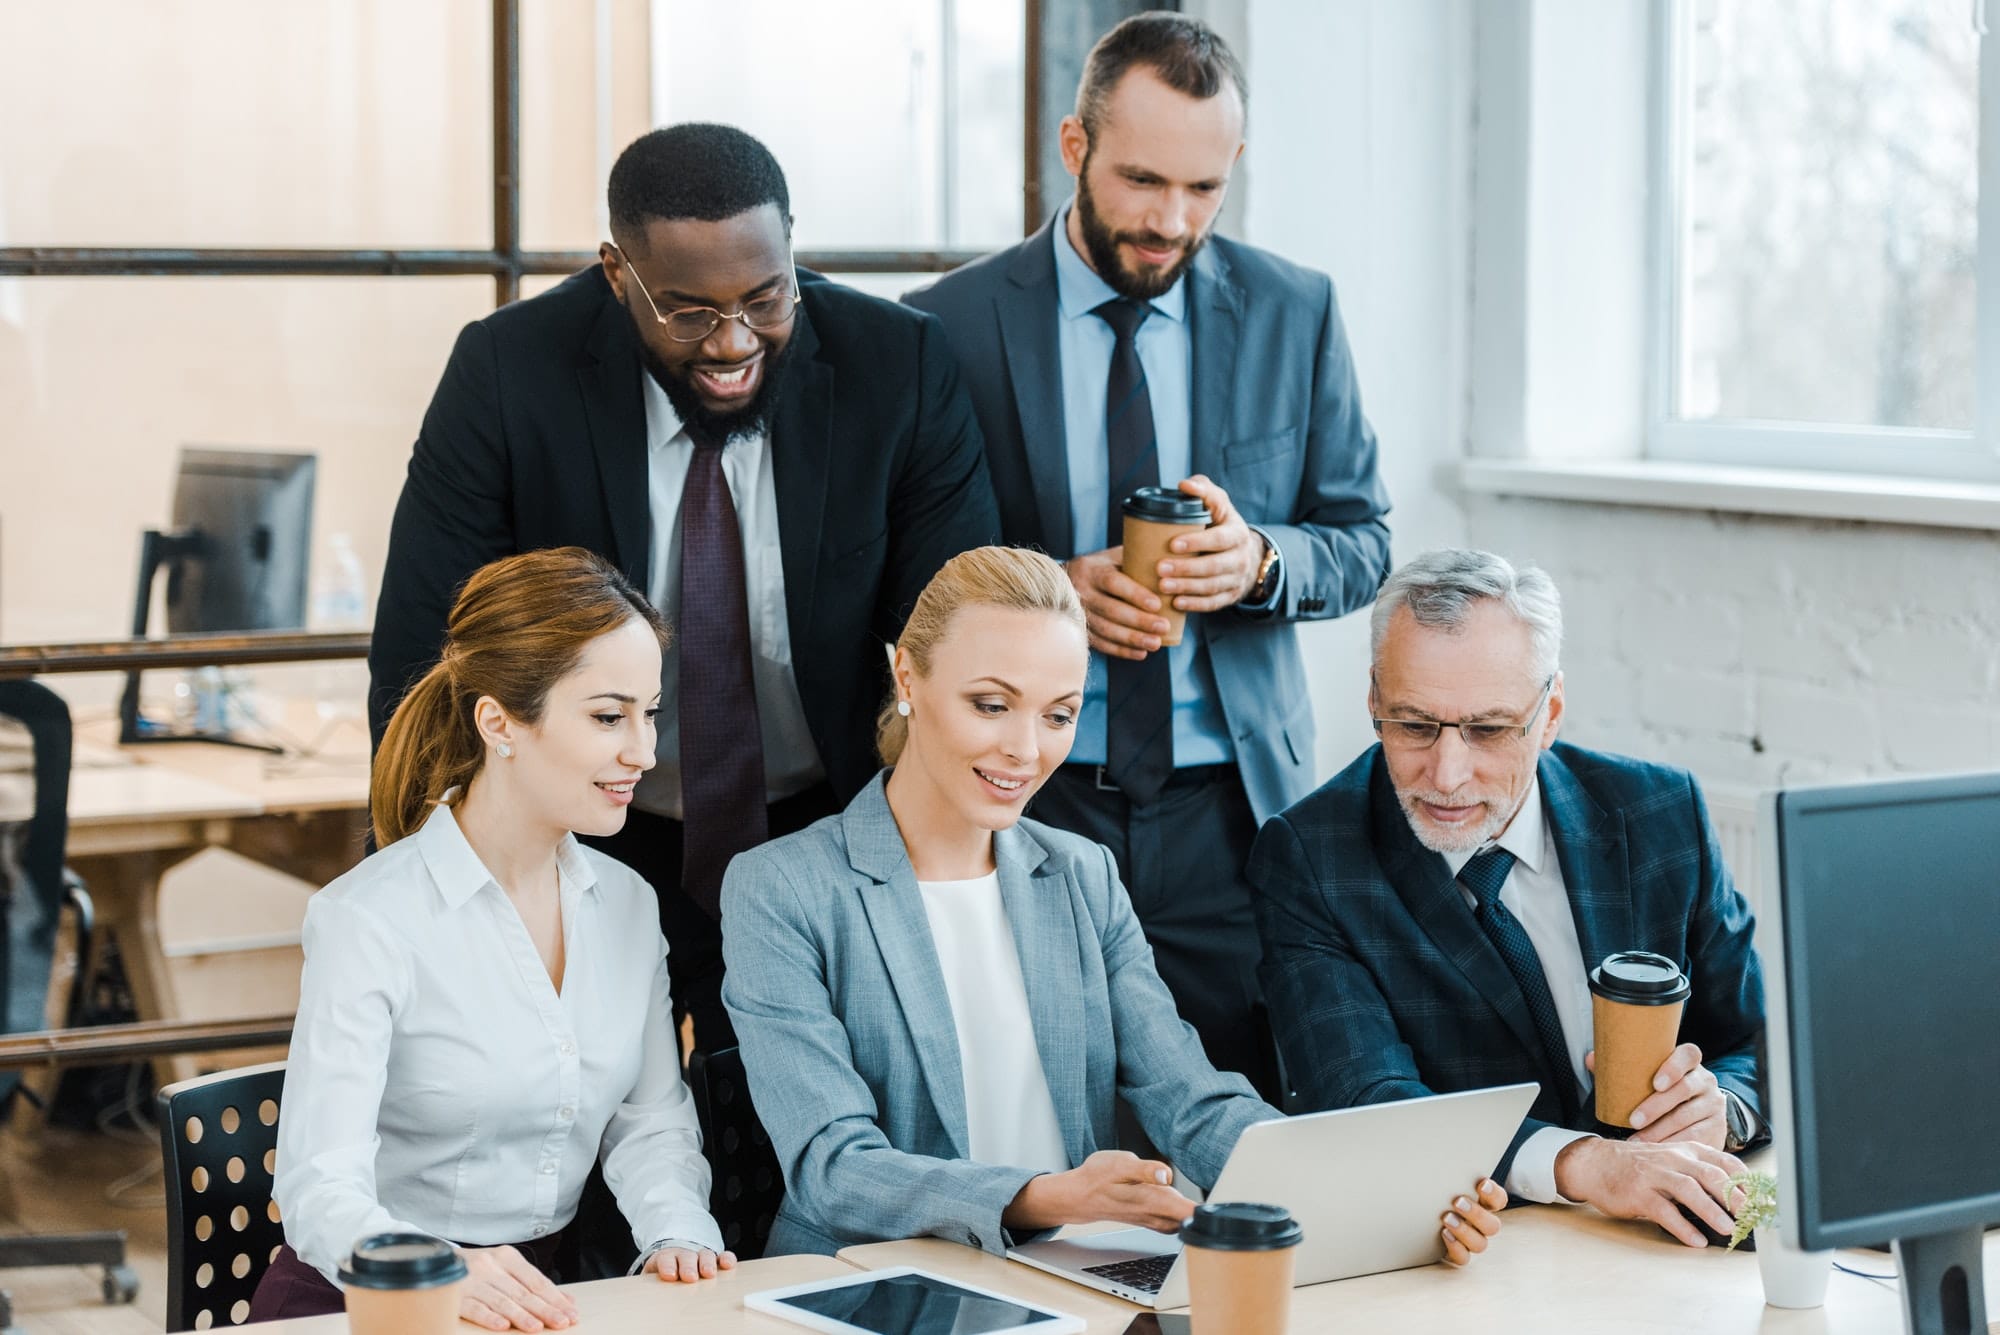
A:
[273,802,722,1283]
[916,872,1071,1175]
[1443,776,1596,1204]
[638,372,825,819]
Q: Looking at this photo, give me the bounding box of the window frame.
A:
[1645,0,2000,483]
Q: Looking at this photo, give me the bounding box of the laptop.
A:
[1007,1082,1539,1309]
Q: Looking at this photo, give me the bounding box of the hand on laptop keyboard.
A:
[1003,1150,1197,1234]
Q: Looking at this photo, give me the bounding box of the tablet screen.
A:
[770,1271,1068,1334]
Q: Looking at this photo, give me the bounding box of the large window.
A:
[1652,0,1995,479]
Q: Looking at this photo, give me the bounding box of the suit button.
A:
[968,1234,982,1249]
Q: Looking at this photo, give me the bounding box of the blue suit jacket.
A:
[1250,742,1767,1179]
[721,773,1278,1257]
[905,221,1392,823]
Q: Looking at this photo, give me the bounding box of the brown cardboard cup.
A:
[1180,1201,1302,1335]
[1120,487,1211,647]
[339,1233,469,1335]
[1589,951,1692,1127]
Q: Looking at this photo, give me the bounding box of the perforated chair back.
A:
[156,1061,287,1331]
[686,1045,783,1260]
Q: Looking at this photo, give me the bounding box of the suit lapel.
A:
[1187,244,1243,481]
[1539,749,1633,976]
[997,222,1075,555]
[844,779,971,1158]
[578,281,651,586]
[994,825,1091,1169]
[768,306,831,655]
[1369,760,1553,1071]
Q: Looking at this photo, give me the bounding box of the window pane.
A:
[519,0,653,253]
[1675,0,1977,430]
[0,1,492,249]
[0,278,490,645]
[649,0,1024,251]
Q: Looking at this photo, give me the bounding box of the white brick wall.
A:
[1464,496,2000,790]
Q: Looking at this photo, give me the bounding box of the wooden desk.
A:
[245,1253,858,1333]
[839,1210,2000,1334]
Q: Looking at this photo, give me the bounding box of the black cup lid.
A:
[1179,1201,1304,1252]
[1122,487,1210,523]
[1589,950,1691,1005]
[338,1233,468,1291]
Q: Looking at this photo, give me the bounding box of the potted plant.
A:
[1727,1171,1832,1309]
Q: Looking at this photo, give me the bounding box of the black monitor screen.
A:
[1775,774,2000,1248]
[165,448,315,634]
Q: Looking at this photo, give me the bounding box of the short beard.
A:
[1398,787,1517,856]
[1075,153,1208,302]
[642,332,797,446]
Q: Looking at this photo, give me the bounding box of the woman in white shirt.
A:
[254,547,731,1330]
[721,546,1509,1261]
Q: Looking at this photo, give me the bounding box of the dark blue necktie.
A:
[1094,296,1172,806]
[1459,848,1576,1120]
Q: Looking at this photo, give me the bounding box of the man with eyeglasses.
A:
[371,122,999,1069]
[1249,549,1769,1249]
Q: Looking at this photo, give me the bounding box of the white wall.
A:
[1241,0,1474,777]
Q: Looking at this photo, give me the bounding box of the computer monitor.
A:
[1763,772,1999,1335]
[118,448,316,747]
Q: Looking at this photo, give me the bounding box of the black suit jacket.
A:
[1251,742,1768,1181]
[368,265,1001,801]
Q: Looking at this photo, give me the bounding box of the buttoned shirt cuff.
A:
[1236,526,1284,613]
[1721,1088,1763,1151]
[1506,1128,1597,1205]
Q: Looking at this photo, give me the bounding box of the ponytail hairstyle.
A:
[371,547,666,847]
[876,546,1085,766]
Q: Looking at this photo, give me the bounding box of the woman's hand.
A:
[1440,1177,1509,1267]
[1004,1150,1196,1234]
[642,1245,738,1282]
[458,1244,580,1331]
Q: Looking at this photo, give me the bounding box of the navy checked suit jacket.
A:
[1249,741,1766,1180]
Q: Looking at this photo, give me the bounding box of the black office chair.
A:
[155,1061,287,1332]
[685,1045,783,1261]
[0,681,138,1333]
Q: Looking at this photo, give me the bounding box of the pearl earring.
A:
[896,700,911,718]
[498,742,513,758]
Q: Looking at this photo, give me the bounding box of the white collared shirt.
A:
[1442,776,1595,1204]
[273,802,722,1283]
[916,872,1071,1176]
[638,372,825,819]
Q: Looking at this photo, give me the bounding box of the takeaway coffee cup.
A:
[339,1233,468,1335]
[1589,950,1693,1127]
[1180,1201,1303,1335]
[1120,487,1211,647]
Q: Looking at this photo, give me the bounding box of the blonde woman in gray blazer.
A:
[721,547,1508,1262]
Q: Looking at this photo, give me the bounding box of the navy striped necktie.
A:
[1459,847,1576,1120]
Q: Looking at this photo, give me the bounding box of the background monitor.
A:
[1764,772,1999,1334]
[163,448,315,634]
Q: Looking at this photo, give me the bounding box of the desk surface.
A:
[840,1210,2000,1335]
[245,1252,857,1333]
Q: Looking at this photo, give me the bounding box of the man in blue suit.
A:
[907,14,1392,1099]
[1251,549,1767,1248]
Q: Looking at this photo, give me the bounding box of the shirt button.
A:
[542,1161,557,1175]
[531,1225,546,1237]
[559,1040,576,1057]
[558,1105,574,1121]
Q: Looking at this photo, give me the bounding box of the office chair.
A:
[685,1045,783,1261]
[155,1061,287,1332]
[0,680,138,1333]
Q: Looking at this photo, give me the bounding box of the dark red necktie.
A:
[677,428,766,919]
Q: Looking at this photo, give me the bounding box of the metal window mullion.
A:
[1647,0,1690,455]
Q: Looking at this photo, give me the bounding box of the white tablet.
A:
[744,1265,1086,1335]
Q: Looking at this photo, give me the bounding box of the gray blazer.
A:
[906,220,1394,823]
[720,773,1279,1257]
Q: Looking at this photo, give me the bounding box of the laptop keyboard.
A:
[1082,1253,1177,1294]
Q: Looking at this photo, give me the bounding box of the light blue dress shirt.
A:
[1052,205,1234,769]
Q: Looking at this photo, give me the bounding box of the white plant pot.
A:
[1755,1224,1833,1309]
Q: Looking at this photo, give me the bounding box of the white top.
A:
[639,372,825,819]
[273,803,722,1283]
[1443,776,1595,1205]
[916,871,1071,1176]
